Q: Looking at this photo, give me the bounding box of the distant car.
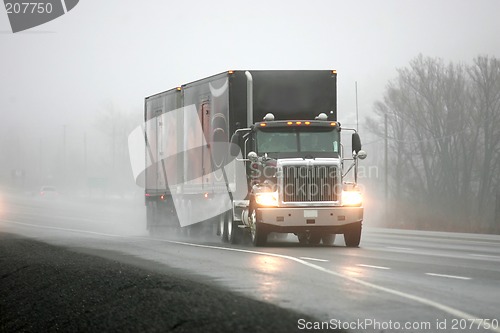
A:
[39,186,59,199]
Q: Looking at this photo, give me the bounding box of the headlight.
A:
[342,191,362,207]
[255,192,279,207]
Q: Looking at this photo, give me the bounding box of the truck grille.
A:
[282,165,339,202]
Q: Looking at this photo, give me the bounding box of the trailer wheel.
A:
[219,213,228,242]
[249,208,267,246]
[344,222,362,247]
[147,201,159,236]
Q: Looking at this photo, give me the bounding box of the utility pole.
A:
[84,131,87,179]
[39,138,42,183]
[63,124,67,188]
[355,81,359,131]
[384,114,388,220]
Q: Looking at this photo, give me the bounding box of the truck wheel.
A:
[250,209,267,246]
[344,222,362,247]
[297,233,308,245]
[308,233,322,245]
[147,201,159,236]
[227,210,241,244]
[219,213,228,243]
[322,234,336,246]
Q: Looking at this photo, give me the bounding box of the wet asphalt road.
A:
[1,193,500,333]
[0,233,337,333]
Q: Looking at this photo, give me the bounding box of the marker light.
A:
[296,121,302,125]
[305,121,311,125]
[287,121,293,125]
[330,122,337,126]
[260,123,267,127]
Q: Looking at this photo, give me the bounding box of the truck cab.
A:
[229,112,366,247]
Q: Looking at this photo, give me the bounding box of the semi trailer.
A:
[143,70,366,246]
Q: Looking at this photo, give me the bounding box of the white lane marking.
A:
[4,220,500,333]
[425,273,472,280]
[386,246,413,251]
[469,254,500,260]
[299,257,329,262]
[357,264,391,270]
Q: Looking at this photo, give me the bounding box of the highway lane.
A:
[1,193,499,332]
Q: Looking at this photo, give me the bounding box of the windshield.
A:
[256,128,340,155]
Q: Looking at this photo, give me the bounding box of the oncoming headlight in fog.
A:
[342,191,362,207]
[255,192,279,207]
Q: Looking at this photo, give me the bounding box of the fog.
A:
[1,1,500,232]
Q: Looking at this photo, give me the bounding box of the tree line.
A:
[368,54,500,233]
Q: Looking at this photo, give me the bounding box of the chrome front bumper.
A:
[258,206,363,228]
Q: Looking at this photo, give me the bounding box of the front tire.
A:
[249,208,267,246]
[344,222,362,247]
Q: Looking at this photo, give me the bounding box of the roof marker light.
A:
[305,121,311,125]
[315,113,328,120]
[296,121,302,125]
[260,123,267,127]
[263,113,275,121]
[287,121,293,125]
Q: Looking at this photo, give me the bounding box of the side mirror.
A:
[229,133,240,157]
[247,151,258,162]
[352,133,362,154]
[357,150,367,160]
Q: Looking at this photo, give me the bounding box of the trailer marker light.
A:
[204,192,209,199]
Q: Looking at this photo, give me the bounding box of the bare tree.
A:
[369,55,500,233]
[469,56,500,230]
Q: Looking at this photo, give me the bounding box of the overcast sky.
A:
[1,0,500,159]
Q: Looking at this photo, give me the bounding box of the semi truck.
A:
[143,70,366,246]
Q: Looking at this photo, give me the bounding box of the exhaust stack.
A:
[245,71,253,127]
